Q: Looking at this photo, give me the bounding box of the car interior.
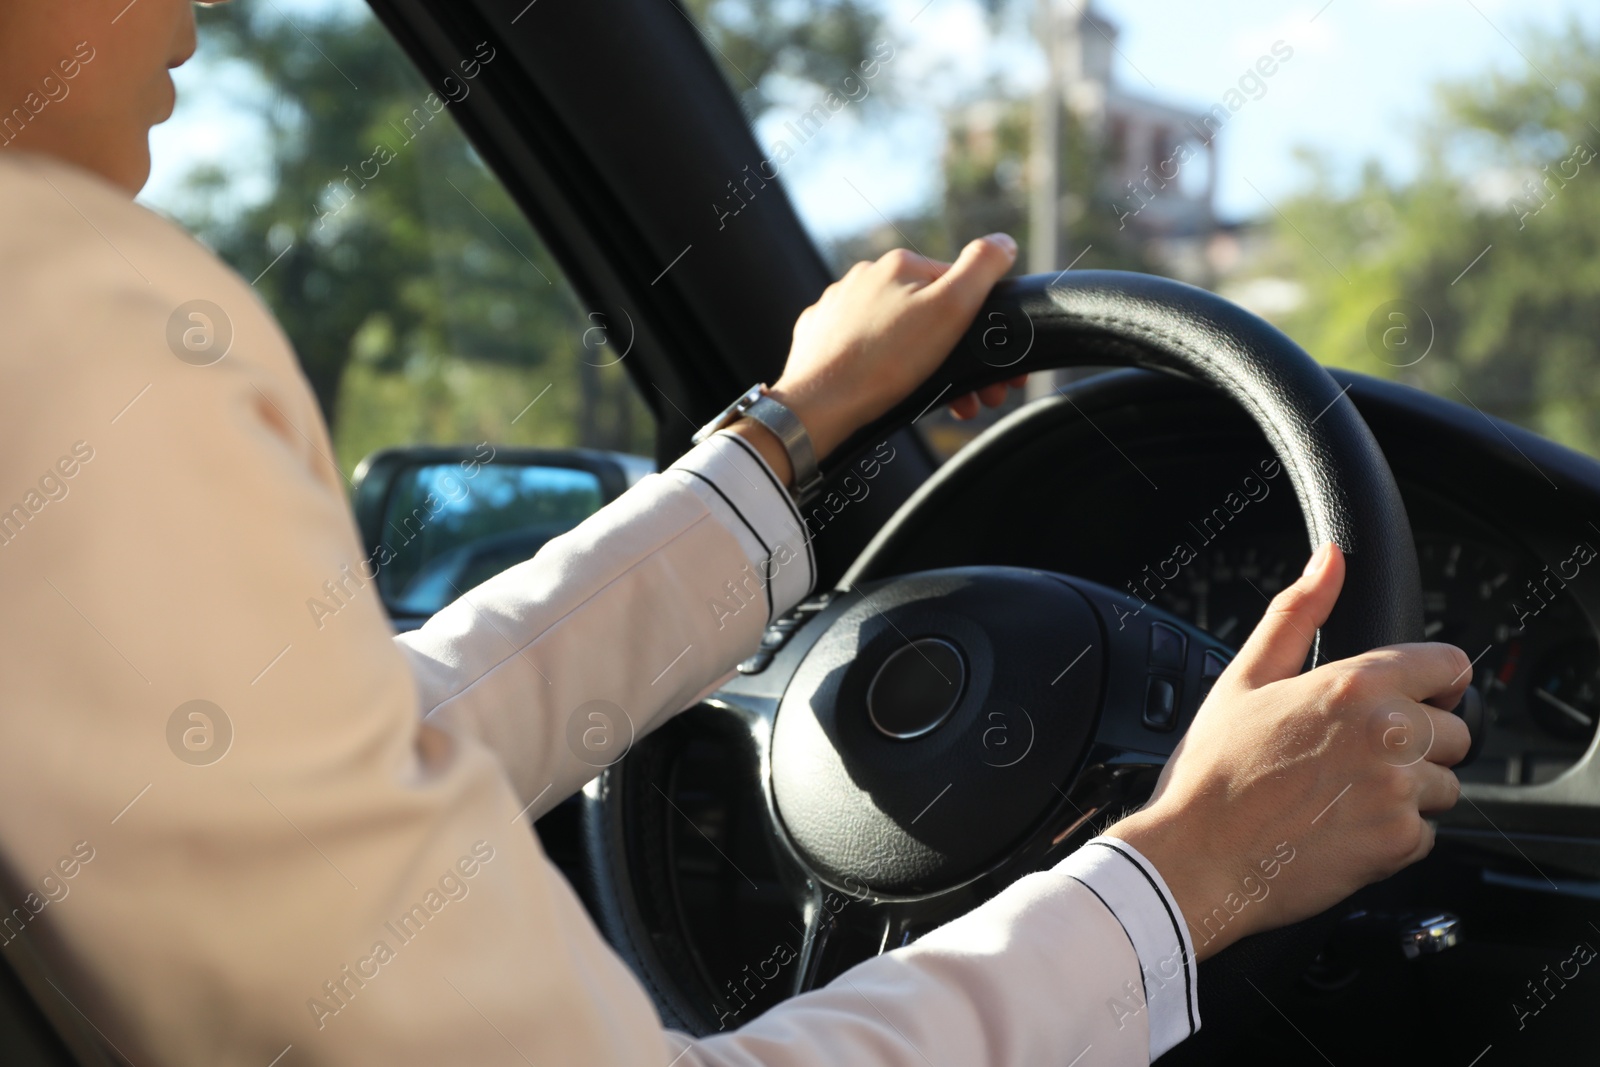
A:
[5,0,1598,1064]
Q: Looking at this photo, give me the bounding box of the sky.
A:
[757,0,1600,239]
[144,0,1600,244]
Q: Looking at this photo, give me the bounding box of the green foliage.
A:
[167,2,651,478]
[1268,19,1600,455]
[682,0,887,117]
[834,98,1156,273]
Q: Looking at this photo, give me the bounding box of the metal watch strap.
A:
[743,394,823,504]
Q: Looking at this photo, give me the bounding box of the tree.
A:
[680,0,888,120]
[1264,19,1600,455]
[166,2,650,474]
[161,2,902,474]
[941,96,1159,273]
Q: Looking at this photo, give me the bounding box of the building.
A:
[1036,1,1219,267]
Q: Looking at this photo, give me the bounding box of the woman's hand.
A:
[1109,543,1473,961]
[761,236,1024,464]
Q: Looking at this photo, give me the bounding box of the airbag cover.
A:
[770,568,1103,895]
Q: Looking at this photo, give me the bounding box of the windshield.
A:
[687,0,1600,459]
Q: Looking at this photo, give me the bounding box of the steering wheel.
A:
[581,271,1426,1057]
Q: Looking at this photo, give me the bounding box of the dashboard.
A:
[859,368,1600,790]
[604,367,1600,1062]
[1115,485,1599,785]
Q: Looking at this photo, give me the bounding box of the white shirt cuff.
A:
[663,429,816,624]
[1056,835,1200,1060]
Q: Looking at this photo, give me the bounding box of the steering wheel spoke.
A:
[791,886,950,994]
[1061,576,1239,759]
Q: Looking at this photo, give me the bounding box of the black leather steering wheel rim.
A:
[830,270,1424,661]
[582,270,1427,1056]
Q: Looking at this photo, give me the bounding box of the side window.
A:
[140,0,653,477]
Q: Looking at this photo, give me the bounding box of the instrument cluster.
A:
[1140,499,1600,785]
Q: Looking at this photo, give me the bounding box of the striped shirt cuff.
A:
[1057,835,1200,1060]
[663,430,816,625]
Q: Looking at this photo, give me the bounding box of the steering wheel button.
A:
[760,628,790,651]
[1202,650,1229,678]
[737,651,773,675]
[1149,622,1187,671]
[1143,676,1178,731]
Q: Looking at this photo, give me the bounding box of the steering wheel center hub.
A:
[770,569,1104,897]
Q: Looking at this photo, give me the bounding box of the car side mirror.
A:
[351,445,651,624]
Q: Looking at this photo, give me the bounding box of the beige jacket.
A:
[0,152,1197,1066]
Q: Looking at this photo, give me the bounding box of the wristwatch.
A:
[692,383,823,504]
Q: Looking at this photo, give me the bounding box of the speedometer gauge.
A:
[1415,536,1517,691]
[1415,533,1600,774]
[1149,546,1293,644]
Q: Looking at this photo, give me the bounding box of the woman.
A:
[0,2,1471,1064]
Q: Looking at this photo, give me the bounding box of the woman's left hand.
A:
[767,234,1026,462]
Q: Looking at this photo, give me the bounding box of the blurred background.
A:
[140,0,1600,472]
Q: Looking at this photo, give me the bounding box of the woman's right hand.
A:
[1109,542,1473,960]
